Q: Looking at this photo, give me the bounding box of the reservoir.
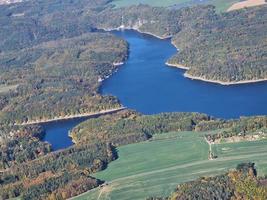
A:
[101,30,267,119]
[43,30,267,150]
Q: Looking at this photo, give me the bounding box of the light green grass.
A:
[73,132,267,200]
[110,0,239,12]
[95,131,208,181]
[212,139,267,176]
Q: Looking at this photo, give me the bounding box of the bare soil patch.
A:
[227,0,266,11]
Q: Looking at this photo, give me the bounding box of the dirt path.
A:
[204,137,213,160]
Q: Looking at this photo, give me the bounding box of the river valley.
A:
[42,30,267,150]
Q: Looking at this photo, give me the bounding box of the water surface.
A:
[42,118,87,150]
[101,30,267,119]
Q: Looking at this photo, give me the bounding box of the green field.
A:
[212,139,267,175]
[72,131,267,200]
[110,0,239,12]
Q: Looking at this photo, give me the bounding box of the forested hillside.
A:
[70,110,211,144]
[0,33,127,125]
[168,5,267,84]
[93,5,215,39]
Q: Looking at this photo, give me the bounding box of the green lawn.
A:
[110,0,239,12]
[72,132,267,200]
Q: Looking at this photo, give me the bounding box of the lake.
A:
[43,30,267,150]
[101,30,267,119]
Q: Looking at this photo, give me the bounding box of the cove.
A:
[101,30,267,119]
[41,118,86,151]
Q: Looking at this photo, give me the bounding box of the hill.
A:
[167,5,267,84]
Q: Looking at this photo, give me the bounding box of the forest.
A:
[168,5,267,83]
[71,110,267,145]
[0,33,127,125]
[70,110,211,144]
[200,116,267,142]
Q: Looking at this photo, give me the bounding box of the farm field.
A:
[73,131,267,200]
[110,0,239,12]
[212,139,267,175]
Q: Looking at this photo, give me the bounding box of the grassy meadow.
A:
[110,0,239,12]
[73,131,267,200]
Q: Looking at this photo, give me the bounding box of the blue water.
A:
[101,30,267,119]
[41,118,87,150]
[43,30,267,150]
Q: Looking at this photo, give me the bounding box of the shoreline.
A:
[98,62,125,83]
[170,39,179,50]
[184,73,267,86]
[101,27,171,40]
[165,61,189,70]
[103,26,267,86]
[16,107,126,126]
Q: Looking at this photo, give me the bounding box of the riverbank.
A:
[184,73,267,86]
[101,27,171,40]
[166,61,267,85]
[17,107,126,125]
[165,61,189,70]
